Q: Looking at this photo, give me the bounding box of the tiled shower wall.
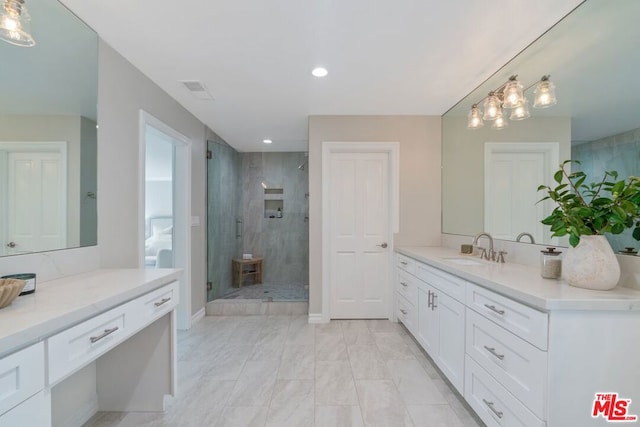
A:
[207,138,243,301]
[241,152,309,284]
[573,126,640,252]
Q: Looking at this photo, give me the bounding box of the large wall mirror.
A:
[0,0,98,256]
[442,0,640,253]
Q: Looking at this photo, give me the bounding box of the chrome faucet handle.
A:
[497,251,507,263]
[489,249,497,261]
[479,248,488,260]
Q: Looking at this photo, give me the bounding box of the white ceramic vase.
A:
[563,235,620,290]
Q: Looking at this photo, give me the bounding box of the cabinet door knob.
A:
[484,304,505,315]
[483,345,505,360]
[482,399,504,418]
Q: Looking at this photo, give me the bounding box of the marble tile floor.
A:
[84,316,484,427]
[221,282,309,302]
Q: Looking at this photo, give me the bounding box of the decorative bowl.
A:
[0,279,26,309]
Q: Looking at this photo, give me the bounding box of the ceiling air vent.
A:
[180,80,214,100]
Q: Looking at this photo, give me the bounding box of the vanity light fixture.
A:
[491,107,508,130]
[533,75,557,108]
[467,75,557,129]
[0,0,35,47]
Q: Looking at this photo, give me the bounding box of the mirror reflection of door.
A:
[144,127,175,269]
[484,142,559,245]
[0,142,67,255]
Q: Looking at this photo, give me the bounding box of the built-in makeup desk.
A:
[0,268,181,426]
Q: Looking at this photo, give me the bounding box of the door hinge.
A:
[207,281,212,291]
[206,150,213,159]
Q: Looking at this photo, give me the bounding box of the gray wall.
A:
[98,40,207,316]
[242,152,309,284]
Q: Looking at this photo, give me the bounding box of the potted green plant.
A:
[537,160,640,290]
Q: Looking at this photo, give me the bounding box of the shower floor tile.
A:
[221,282,309,302]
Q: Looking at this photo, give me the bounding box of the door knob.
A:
[377,242,388,248]
[6,242,16,248]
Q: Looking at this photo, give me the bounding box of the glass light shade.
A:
[533,78,557,108]
[491,108,508,130]
[482,93,500,120]
[510,97,531,120]
[467,104,484,129]
[0,0,35,47]
[502,79,524,109]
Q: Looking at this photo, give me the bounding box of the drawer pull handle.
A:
[400,261,408,265]
[154,297,171,307]
[483,345,505,360]
[400,309,407,315]
[90,327,119,343]
[482,399,504,418]
[484,304,505,315]
[400,282,408,287]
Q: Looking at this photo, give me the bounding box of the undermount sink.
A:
[442,257,484,266]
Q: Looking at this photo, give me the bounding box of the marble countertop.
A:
[396,246,640,312]
[0,268,182,358]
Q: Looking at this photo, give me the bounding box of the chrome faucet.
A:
[472,232,495,261]
[516,232,536,244]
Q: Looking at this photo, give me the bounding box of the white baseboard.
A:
[191,307,205,325]
[58,394,98,427]
[308,313,328,324]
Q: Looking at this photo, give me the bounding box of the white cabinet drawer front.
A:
[0,390,48,427]
[466,309,547,418]
[48,304,128,386]
[465,356,545,427]
[416,263,466,302]
[466,283,548,350]
[396,293,417,334]
[396,270,417,305]
[396,254,416,275]
[128,281,179,333]
[0,343,44,417]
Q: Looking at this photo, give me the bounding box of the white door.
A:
[484,143,559,244]
[329,152,390,319]
[7,152,66,254]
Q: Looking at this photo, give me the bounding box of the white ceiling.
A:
[58,0,584,152]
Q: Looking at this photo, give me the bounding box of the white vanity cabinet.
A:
[0,269,181,427]
[395,247,640,427]
[396,255,466,393]
[0,343,48,426]
[464,283,548,426]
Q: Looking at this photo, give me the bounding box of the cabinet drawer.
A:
[128,281,179,333]
[396,293,417,335]
[0,343,44,417]
[465,356,545,427]
[396,270,417,305]
[416,263,466,302]
[466,283,548,350]
[466,309,547,418]
[0,390,49,427]
[48,304,128,386]
[396,253,416,275]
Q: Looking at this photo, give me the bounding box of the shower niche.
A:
[264,188,284,218]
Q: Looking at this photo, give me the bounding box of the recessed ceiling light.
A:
[311,67,328,77]
[263,139,272,144]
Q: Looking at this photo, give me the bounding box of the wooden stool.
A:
[232,257,263,287]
